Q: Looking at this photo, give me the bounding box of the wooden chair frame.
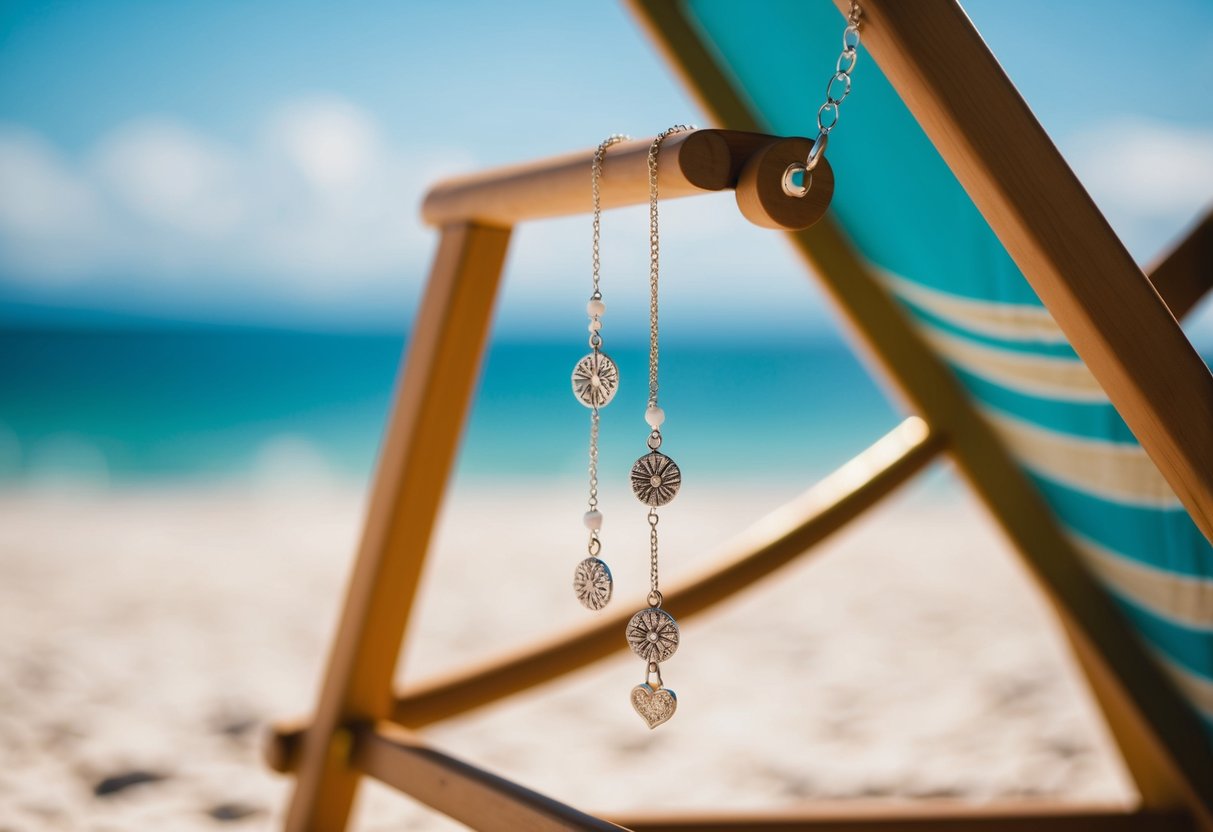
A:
[266,2,1213,829]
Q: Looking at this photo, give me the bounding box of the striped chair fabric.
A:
[683,0,1213,733]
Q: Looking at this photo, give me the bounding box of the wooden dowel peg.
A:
[736,137,834,231]
[421,130,733,228]
[420,128,826,231]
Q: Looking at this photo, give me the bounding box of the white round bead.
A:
[587,298,606,317]
[588,319,602,332]
[583,510,603,530]
[645,405,665,429]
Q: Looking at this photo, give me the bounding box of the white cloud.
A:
[0,128,108,278]
[3,103,1210,336]
[265,96,380,192]
[0,96,472,299]
[1065,116,1213,256]
[93,118,245,237]
[0,100,827,332]
[1064,116,1213,348]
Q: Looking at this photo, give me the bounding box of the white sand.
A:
[0,472,1132,830]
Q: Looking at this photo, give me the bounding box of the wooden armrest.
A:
[420,129,831,231]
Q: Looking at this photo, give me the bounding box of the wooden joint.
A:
[267,416,943,775]
[351,721,626,831]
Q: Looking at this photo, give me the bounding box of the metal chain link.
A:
[586,422,601,555]
[783,2,863,197]
[815,2,863,140]
[646,125,694,408]
[647,508,662,605]
[587,407,600,539]
[586,134,627,558]
[591,133,630,299]
[644,125,693,609]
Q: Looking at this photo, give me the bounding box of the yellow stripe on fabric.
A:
[983,409,1181,508]
[1069,533,1213,630]
[877,268,1067,344]
[921,326,1107,402]
[1156,654,1213,719]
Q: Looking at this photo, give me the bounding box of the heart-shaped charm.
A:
[631,683,677,729]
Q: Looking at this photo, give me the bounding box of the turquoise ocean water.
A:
[0,327,901,487]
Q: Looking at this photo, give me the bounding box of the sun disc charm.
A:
[572,352,619,408]
[573,557,613,611]
[626,607,679,662]
[630,451,681,506]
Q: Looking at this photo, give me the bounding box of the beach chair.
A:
[265,1,1213,829]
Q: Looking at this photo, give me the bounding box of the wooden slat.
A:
[825,1,1213,823]
[393,416,936,726]
[841,0,1213,543]
[627,0,1213,827]
[283,223,512,831]
[628,2,1213,321]
[422,129,793,228]
[791,217,1213,827]
[352,722,627,832]
[274,9,1213,832]
[267,416,941,772]
[612,803,1192,832]
[1148,209,1213,321]
[356,724,1191,832]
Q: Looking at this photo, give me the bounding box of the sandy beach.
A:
[0,470,1133,830]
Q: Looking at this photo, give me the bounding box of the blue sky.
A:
[0,0,1211,336]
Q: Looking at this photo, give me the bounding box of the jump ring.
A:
[781,162,811,198]
[817,101,840,133]
[843,25,861,50]
[836,48,858,75]
[648,590,664,607]
[804,132,829,172]
[825,70,851,105]
[646,662,664,688]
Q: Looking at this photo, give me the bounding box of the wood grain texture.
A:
[736,137,834,230]
[790,217,1213,829]
[421,129,820,230]
[352,722,626,832]
[267,418,940,772]
[282,223,511,831]
[840,0,1213,544]
[628,0,1213,826]
[273,6,1213,830]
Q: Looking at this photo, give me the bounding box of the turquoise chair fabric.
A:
[683,0,1213,733]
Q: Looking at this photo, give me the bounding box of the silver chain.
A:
[587,406,600,517]
[816,2,863,140]
[591,134,630,300]
[648,508,661,604]
[586,406,601,557]
[784,2,863,196]
[647,125,693,408]
[644,125,692,608]
[585,134,628,559]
